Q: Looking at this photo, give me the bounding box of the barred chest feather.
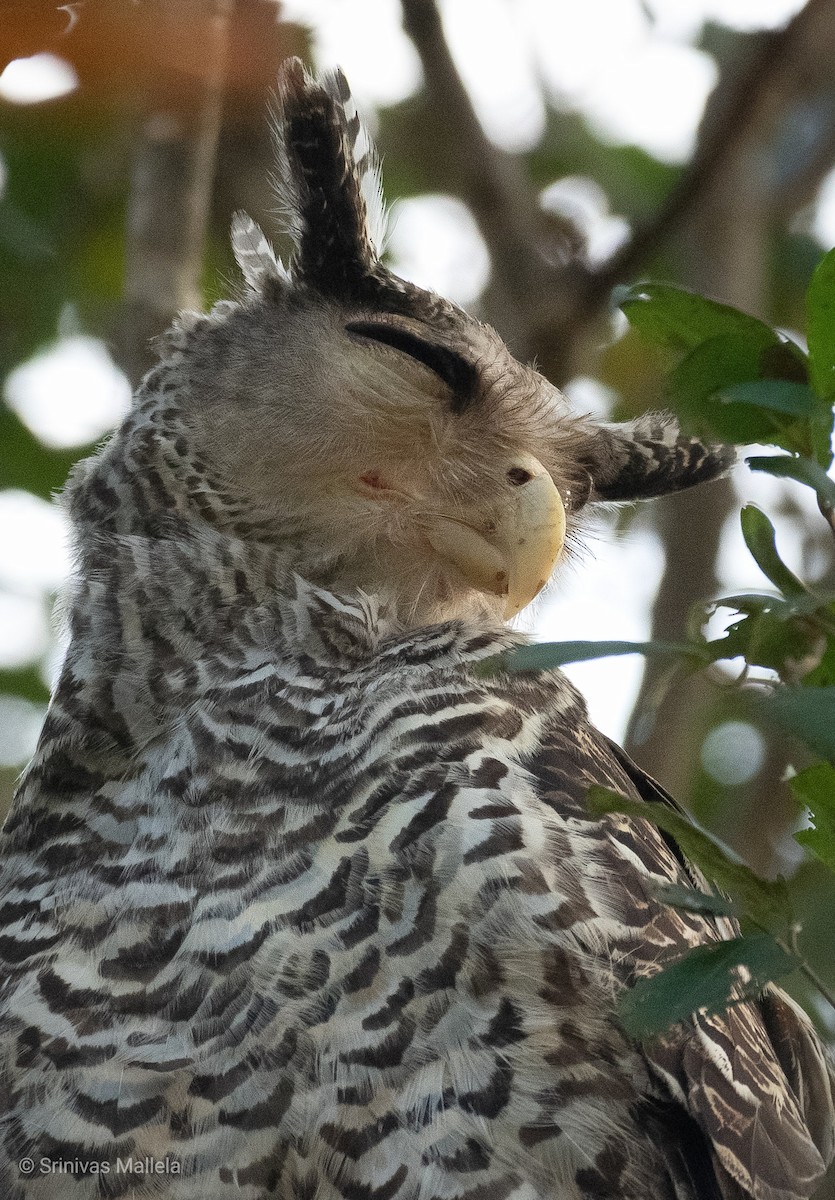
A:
[0,527,710,1200]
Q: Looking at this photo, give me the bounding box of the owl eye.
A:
[345,320,476,409]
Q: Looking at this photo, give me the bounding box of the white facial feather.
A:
[230,210,289,290]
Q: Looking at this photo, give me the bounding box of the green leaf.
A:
[709,592,788,615]
[757,339,809,384]
[762,687,835,760]
[620,283,816,450]
[790,762,835,871]
[747,454,835,511]
[710,591,814,618]
[667,336,803,446]
[809,404,835,470]
[713,587,835,682]
[718,380,817,416]
[711,608,825,679]
[474,639,707,678]
[587,786,793,929]
[806,246,835,402]
[740,505,810,600]
[621,284,779,357]
[618,934,797,1039]
[805,248,835,466]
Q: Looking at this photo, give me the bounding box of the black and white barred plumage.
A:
[0,58,832,1200]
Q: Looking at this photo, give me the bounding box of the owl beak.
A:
[423,454,566,618]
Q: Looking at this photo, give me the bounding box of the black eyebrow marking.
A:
[345,320,477,412]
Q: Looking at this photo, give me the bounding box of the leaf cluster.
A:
[485,253,835,1038]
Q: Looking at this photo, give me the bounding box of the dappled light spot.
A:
[0,54,78,105]
[0,593,49,670]
[563,376,620,421]
[438,0,546,151]
[701,721,766,787]
[0,491,72,594]
[812,167,835,257]
[386,195,490,307]
[280,0,421,107]
[5,336,131,450]
[583,40,717,163]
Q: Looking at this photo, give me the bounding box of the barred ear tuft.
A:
[230,211,288,291]
[322,68,388,255]
[271,57,387,295]
[582,413,736,503]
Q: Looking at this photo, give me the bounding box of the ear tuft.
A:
[582,413,736,503]
[230,211,288,291]
[270,57,387,295]
[321,68,388,256]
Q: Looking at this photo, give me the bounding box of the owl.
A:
[0,58,831,1200]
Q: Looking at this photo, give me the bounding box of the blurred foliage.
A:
[496,263,835,1039]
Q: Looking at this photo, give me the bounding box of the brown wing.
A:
[532,708,835,1200]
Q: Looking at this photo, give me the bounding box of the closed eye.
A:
[345,320,476,412]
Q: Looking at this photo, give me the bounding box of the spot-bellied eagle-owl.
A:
[0,58,833,1200]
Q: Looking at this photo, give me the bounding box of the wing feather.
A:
[532,712,834,1200]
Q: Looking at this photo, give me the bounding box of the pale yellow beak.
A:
[423,453,566,618]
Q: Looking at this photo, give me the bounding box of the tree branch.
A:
[400,0,586,378]
[586,0,835,307]
[401,0,835,382]
[116,0,234,386]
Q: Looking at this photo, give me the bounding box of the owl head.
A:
[85,59,733,628]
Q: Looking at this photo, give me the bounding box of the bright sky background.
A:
[0,0,831,771]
